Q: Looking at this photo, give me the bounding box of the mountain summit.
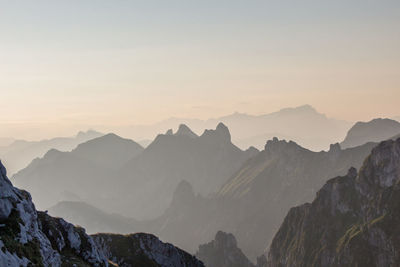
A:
[341,118,400,148]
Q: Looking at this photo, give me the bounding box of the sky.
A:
[0,0,399,139]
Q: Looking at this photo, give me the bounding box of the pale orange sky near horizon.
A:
[1,1,399,139]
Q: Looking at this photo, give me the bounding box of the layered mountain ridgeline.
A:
[266,138,400,267]
[51,137,378,262]
[49,201,138,234]
[12,133,144,211]
[93,233,204,267]
[0,161,206,267]
[117,105,352,151]
[0,130,103,176]
[144,138,376,260]
[196,231,255,267]
[341,118,400,149]
[14,123,257,219]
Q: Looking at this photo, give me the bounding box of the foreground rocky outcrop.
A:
[0,160,108,266]
[0,159,204,267]
[93,233,204,267]
[196,231,255,267]
[266,138,400,267]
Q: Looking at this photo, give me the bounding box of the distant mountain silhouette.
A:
[0,130,103,175]
[341,118,400,148]
[12,133,143,211]
[196,231,255,267]
[71,133,144,169]
[49,201,138,234]
[14,124,257,219]
[113,123,258,218]
[115,105,352,151]
[0,137,14,146]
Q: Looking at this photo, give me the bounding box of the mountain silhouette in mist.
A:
[116,105,352,151]
[341,118,400,148]
[13,124,257,219]
[0,130,103,175]
[12,133,143,211]
[49,138,379,262]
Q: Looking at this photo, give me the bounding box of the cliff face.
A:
[266,138,400,267]
[93,233,205,267]
[0,160,108,267]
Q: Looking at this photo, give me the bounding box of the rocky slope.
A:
[266,138,400,267]
[1,160,207,266]
[196,231,255,267]
[93,233,204,267]
[0,160,108,266]
[341,118,400,148]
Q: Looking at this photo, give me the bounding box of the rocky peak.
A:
[214,231,237,249]
[329,143,341,153]
[200,123,231,143]
[266,138,400,267]
[264,137,305,155]
[165,129,173,135]
[171,180,196,205]
[357,138,400,190]
[196,231,255,267]
[175,124,198,138]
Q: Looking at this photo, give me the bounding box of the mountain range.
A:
[46,136,379,262]
[8,117,400,264]
[0,130,103,176]
[112,105,352,151]
[13,123,257,219]
[340,118,400,148]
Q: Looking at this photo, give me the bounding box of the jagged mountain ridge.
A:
[141,138,376,260]
[116,105,352,151]
[49,137,378,262]
[266,138,400,267]
[13,123,257,219]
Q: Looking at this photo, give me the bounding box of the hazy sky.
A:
[1,0,399,138]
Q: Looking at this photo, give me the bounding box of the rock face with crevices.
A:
[0,160,108,267]
[93,233,205,267]
[266,138,400,267]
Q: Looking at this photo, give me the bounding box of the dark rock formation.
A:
[266,138,400,267]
